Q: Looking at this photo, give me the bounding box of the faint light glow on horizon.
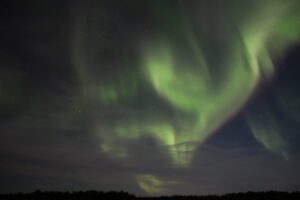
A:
[136,174,166,195]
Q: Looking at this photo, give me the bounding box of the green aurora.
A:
[70,0,300,194]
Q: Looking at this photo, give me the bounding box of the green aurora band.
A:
[71,0,300,194]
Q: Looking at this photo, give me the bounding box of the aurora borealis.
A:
[1,0,300,196]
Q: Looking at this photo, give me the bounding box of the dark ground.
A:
[0,190,300,200]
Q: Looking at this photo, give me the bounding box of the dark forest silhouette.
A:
[1,190,300,200]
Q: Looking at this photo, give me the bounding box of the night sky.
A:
[1,0,300,196]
